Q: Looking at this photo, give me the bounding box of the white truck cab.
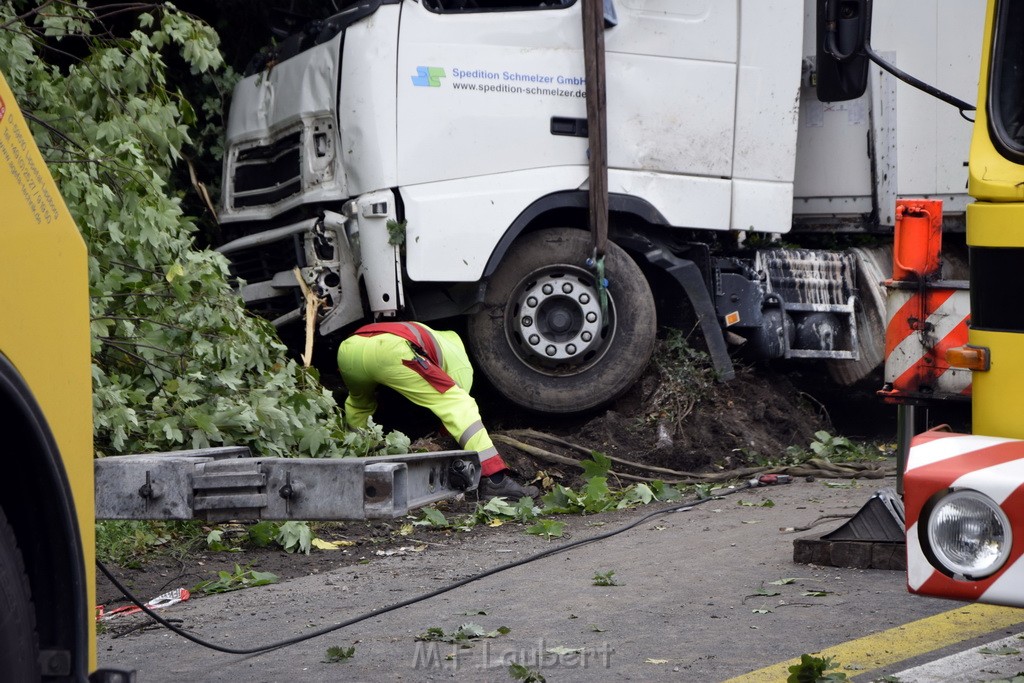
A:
[218,0,982,413]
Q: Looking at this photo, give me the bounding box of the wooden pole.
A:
[582,0,608,259]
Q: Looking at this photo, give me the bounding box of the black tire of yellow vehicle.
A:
[0,506,40,681]
[468,228,657,413]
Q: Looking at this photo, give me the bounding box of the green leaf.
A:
[482,497,517,518]
[413,508,449,528]
[165,262,186,282]
[513,496,541,523]
[581,477,614,513]
[192,564,278,594]
[649,480,682,502]
[416,627,446,642]
[508,663,546,682]
[540,485,578,514]
[786,654,847,683]
[323,646,355,663]
[386,219,407,246]
[526,519,565,540]
[415,623,510,645]
[617,483,655,509]
[247,570,279,585]
[458,623,486,639]
[205,529,239,552]
[580,451,612,479]
[738,499,775,508]
[277,521,312,554]
[247,521,279,548]
[592,569,619,586]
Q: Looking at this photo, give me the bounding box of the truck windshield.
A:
[243,1,383,76]
[989,0,1024,159]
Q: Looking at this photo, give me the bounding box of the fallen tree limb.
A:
[504,428,706,478]
[493,434,771,484]
[494,431,897,483]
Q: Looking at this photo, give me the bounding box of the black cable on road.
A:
[97,486,749,656]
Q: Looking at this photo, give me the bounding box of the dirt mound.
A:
[489,352,829,487]
[582,366,825,472]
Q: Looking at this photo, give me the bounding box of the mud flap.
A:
[613,233,735,381]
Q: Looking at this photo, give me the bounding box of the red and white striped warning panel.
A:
[881,284,970,402]
[905,429,1024,607]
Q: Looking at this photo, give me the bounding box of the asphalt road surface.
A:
[98,475,1024,682]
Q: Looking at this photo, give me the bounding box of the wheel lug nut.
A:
[562,283,573,294]
[545,345,556,356]
[582,331,592,342]
[542,284,554,295]
[521,316,533,327]
[579,293,590,304]
[529,334,540,345]
[527,296,538,307]
[566,344,576,354]
[586,312,597,323]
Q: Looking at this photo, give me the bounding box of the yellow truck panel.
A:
[0,70,97,674]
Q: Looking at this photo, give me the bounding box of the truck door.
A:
[397,0,587,186]
[396,0,744,281]
[398,0,741,183]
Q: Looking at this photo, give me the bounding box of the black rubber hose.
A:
[97,487,744,656]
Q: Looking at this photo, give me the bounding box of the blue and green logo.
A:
[411,66,446,87]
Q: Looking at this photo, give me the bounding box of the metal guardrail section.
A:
[94,447,480,522]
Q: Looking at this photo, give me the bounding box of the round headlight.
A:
[926,489,1012,579]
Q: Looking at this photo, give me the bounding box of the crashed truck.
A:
[216,0,984,414]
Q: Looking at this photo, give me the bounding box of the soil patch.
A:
[488,363,829,488]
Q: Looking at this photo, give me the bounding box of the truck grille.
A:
[230,131,303,209]
[226,240,300,286]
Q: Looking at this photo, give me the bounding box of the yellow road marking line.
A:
[721,603,1024,683]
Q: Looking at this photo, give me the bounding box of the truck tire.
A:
[468,228,656,413]
[0,507,40,681]
[827,246,891,385]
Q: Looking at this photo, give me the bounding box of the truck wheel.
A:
[468,228,656,413]
[0,507,40,681]
[827,246,891,385]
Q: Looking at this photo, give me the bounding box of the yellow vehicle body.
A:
[0,71,97,675]
[903,0,1024,607]
[965,0,1024,439]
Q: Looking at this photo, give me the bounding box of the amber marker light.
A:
[946,345,990,371]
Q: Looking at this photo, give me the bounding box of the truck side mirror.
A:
[815,0,872,102]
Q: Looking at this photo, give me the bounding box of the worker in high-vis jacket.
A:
[337,321,540,499]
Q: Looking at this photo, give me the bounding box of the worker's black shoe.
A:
[480,473,540,500]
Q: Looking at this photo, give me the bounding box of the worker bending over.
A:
[337,321,539,499]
